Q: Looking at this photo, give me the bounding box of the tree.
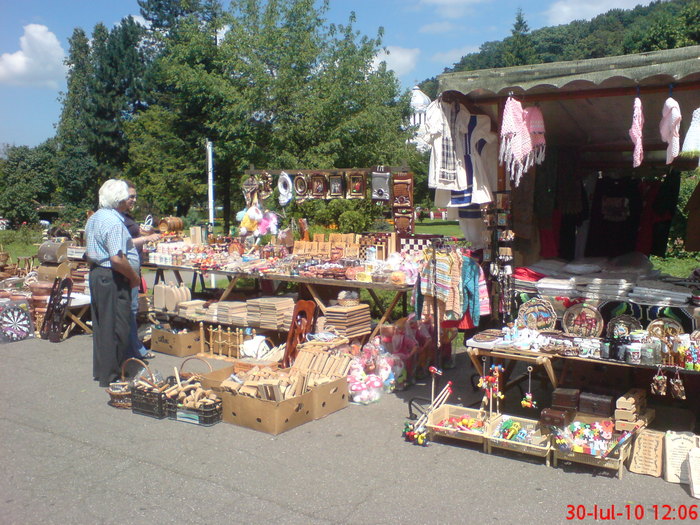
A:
[138,0,223,32]
[125,106,206,215]
[55,28,99,212]
[502,9,536,67]
[83,18,149,180]
[126,0,411,231]
[0,142,58,226]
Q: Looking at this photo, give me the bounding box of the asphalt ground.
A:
[1,332,699,525]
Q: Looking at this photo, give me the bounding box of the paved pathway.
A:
[0,334,697,524]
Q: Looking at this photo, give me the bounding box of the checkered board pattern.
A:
[398,234,443,255]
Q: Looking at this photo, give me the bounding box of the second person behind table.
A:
[122,180,160,360]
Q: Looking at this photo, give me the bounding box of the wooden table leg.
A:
[367,288,384,312]
[218,276,240,302]
[172,270,184,286]
[368,291,403,339]
[541,357,559,388]
[558,359,572,387]
[304,283,327,316]
[466,347,483,373]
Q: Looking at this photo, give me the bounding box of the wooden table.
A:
[261,273,411,338]
[466,342,560,389]
[143,264,413,338]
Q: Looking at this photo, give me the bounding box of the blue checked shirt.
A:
[86,208,140,272]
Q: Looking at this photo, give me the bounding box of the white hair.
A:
[98,179,129,209]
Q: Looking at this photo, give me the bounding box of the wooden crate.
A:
[552,440,632,479]
[426,404,489,451]
[487,414,552,466]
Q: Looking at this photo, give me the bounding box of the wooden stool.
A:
[63,303,92,339]
[16,256,35,278]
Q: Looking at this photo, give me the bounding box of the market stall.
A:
[405,45,700,485]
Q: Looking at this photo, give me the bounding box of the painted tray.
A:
[562,304,604,337]
[647,317,683,339]
[473,329,504,342]
[606,314,643,338]
[517,298,557,331]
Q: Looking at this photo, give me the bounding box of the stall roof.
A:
[437,46,700,165]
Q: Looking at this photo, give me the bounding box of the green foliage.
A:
[56,28,99,211]
[338,210,369,233]
[124,105,207,216]
[0,142,59,226]
[664,172,699,257]
[443,0,700,76]
[502,9,537,67]
[282,195,385,232]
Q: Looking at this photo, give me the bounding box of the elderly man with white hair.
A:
[86,179,141,387]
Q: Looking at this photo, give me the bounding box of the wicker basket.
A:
[177,356,213,381]
[337,299,360,307]
[128,359,170,418]
[105,357,151,409]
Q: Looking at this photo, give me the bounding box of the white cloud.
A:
[432,45,480,65]
[418,0,490,19]
[0,24,66,89]
[419,21,458,34]
[374,46,420,77]
[544,0,653,25]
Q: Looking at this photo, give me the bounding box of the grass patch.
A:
[415,219,462,237]
[0,228,43,261]
[650,256,699,278]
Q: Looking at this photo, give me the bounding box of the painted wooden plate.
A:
[517,298,557,331]
[606,314,643,338]
[562,304,604,337]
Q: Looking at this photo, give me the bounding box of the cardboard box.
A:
[151,328,200,357]
[201,365,236,391]
[312,377,349,420]
[220,390,314,435]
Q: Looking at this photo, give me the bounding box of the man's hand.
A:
[109,253,140,288]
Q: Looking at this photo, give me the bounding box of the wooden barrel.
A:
[37,241,69,263]
[158,216,184,233]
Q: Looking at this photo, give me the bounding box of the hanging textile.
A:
[445,252,463,320]
[419,249,453,304]
[660,97,682,165]
[477,264,491,318]
[523,105,546,172]
[461,255,481,326]
[499,96,531,187]
[426,100,495,194]
[629,97,644,168]
[425,100,461,188]
[681,107,700,166]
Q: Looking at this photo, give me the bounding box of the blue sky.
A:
[0,0,653,148]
